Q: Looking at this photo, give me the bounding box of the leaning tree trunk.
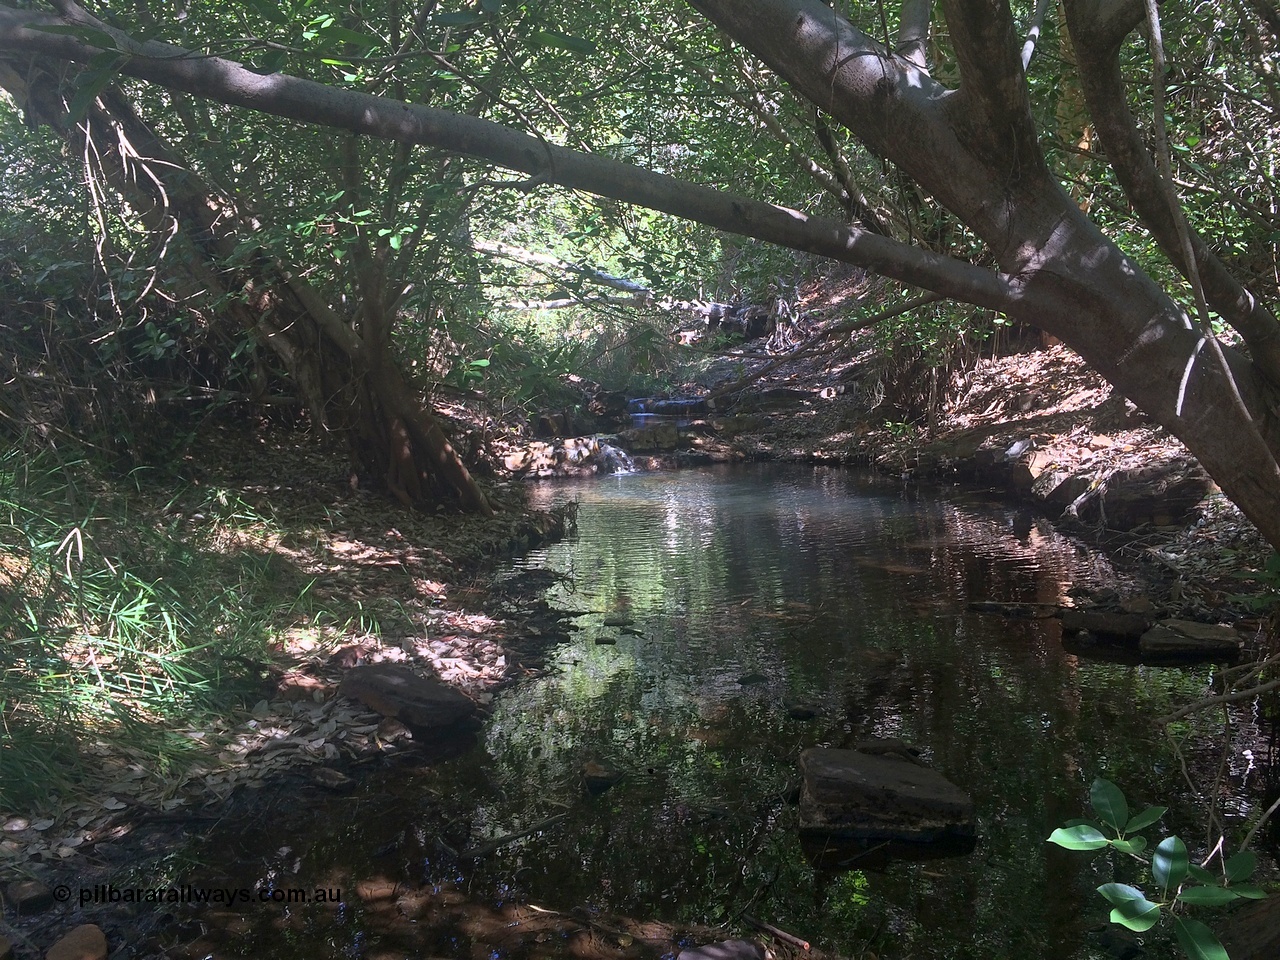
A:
[0,62,491,514]
[3,1,1278,542]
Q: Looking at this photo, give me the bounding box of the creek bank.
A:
[0,426,593,960]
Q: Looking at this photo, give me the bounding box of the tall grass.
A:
[0,444,311,813]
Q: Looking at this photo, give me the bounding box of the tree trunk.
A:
[0,54,492,515]
[2,2,1277,542]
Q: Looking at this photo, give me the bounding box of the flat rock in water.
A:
[1139,619,1242,661]
[785,702,820,720]
[798,747,975,845]
[339,664,479,741]
[1060,609,1150,640]
[677,940,765,960]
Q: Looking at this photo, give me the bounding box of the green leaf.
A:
[1098,882,1149,907]
[1125,805,1167,833]
[68,53,126,122]
[531,29,598,55]
[1188,864,1217,884]
[1225,850,1257,883]
[1173,917,1229,960]
[1048,824,1109,850]
[1228,883,1267,899]
[1098,884,1161,932]
[246,0,292,24]
[1154,836,1189,892]
[1091,778,1129,833]
[1110,836,1147,855]
[1177,887,1239,906]
[388,234,402,250]
[318,25,379,49]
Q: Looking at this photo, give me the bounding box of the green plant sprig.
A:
[1048,778,1266,960]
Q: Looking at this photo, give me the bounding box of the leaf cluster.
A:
[1048,778,1266,960]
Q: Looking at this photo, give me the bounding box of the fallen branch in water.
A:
[461,812,568,859]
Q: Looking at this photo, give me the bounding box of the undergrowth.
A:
[0,442,318,813]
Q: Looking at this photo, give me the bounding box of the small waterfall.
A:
[595,441,636,475]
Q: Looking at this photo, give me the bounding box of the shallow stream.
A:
[189,464,1230,959]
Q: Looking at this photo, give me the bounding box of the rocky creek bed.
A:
[5,338,1280,959]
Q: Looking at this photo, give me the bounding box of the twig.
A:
[1242,791,1280,851]
[743,915,810,951]
[1157,676,1280,724]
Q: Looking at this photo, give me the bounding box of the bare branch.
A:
[1021,0,1052,69]
[0,4,1032,316]
[896,0,931,71]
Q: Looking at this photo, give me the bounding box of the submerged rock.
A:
[798,745,975,866]
[46,925,107,960]
[1139,619,1242,662]
[582,761,624,795]
[339,664,480,742]
[968,600,1060,619]
[4,880,53,914]
[785,702,820,721]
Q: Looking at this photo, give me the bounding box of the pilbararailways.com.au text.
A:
[67,884,342,907]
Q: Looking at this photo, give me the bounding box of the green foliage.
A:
[1048,778,1266,959]
[0,443,315,812]
[1228,552,1280,615]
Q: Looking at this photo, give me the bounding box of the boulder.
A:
[1139,620,1243,662]
[339,664,480,741]
[1081,459,1215,529]
[798,745,975,859]
[1221,895,1280,960]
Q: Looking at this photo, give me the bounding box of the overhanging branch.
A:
[0,3,1034,318]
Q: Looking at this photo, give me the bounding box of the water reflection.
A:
[191,465,1218,960]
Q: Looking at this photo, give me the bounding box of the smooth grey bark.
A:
[0,6,1027,310]
[2,1,1280,547]
[1064,0,1280,384]
[688,0,1280,550]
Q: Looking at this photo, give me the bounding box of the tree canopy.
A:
[2,0,1279,545]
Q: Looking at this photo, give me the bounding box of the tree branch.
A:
[940,0,1045,177]
[896,0,931,71]
[0,3,1033,317]
[1065,0,1280,385]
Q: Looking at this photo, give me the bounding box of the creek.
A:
[187,464,1231,960]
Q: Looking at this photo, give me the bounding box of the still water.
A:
[195,465,1224,959]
